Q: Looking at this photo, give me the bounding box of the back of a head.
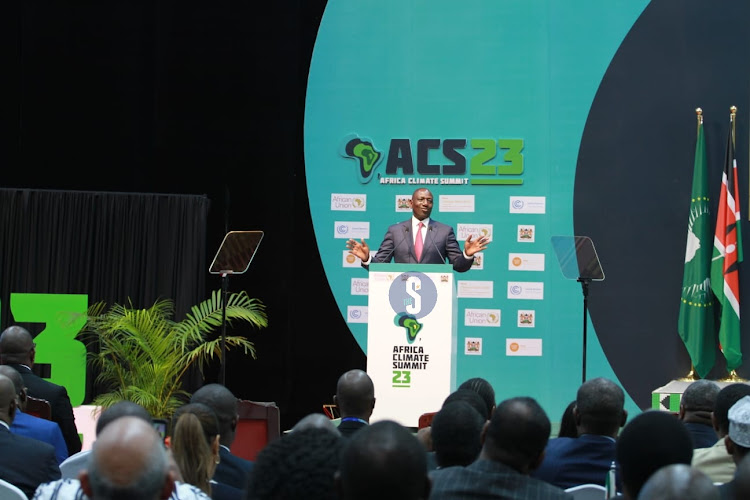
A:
[615,410,693,499]
[245,427,344,500]
[558,400,578,438]
[431,401,484,468]
[0,375,16,418]
[292,413,341,436]
[171,402,220,494]
[96,401,152,436]
[84,416,169,500]
[338,420,429,500]
[714,383,750,435]
[457,377,496,417]
[335,369,375,419]
[576,377,625,435]
[0,326,34,365]
[190,383,237,437]
[681,380,720,413]
[0,366,23,395]
[442,388,489,421]
[636,463,718,500]
[483,397,550,472]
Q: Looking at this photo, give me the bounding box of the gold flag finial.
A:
[696,108,703,126]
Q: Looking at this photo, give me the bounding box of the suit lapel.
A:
[403,221,417,262]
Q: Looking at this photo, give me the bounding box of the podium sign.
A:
[367,263,457,427]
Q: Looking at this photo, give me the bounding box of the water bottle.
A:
[605,460,617,498]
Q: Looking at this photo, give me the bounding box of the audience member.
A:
[79,416,173,500]
[637,463,718,500]
[718,396,750,500]
[0,373,60,498]
[0,364,67,465]
[334,369,375,438]
[337,420,430,500]
[190,383,254,489]
[430,401,484,468]
[170,402,241,500]
[693,382,750,483]
[680,379,720,449]
[442,388,490,421]
[429,396,572,499]
[533,377,626,490]
[245,427,344,500]
[59,400,152,479]
[35,401,210,500]
[615,409,693,499]
[558,400,578,438]
[291,412,341,436]
[457,377,496,418]
[0,325,82,456]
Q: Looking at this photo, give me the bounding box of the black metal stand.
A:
[578,278,591,384]
[219,272,230,386]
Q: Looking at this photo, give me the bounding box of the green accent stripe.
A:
[651,393,660,410]
[670,394,681,412]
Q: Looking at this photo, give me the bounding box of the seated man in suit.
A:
[0,325,81,456]
[429,396,573,499]
[430,401,485,469]
[679,379,720,449]
[0,373,60,498]
[189,383,253,490]
[346,188,489,272]
[333,369,375,439]
[336,420,430,500]
[532,377,627,490]
[0,365,67,465]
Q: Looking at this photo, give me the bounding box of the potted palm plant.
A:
[77,289,267,419]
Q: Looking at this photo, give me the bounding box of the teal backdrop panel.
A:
[304,0,649,422]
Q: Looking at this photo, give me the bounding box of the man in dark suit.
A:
[0,373,61,498]
[0,325,81,456]
[429,396,573,499]
[0,365,68,465]
[190,383,253,490]
[532,377,627,490]
[334,369,375,439]
[346,188,489,272]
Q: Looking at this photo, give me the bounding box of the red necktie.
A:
[415,222,424,261]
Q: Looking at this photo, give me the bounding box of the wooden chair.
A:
[25,396,52,420]
[230,400,280,461]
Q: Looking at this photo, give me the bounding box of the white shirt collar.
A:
[0,420,9,431]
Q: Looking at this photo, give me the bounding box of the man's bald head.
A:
[81,416,173,500]
[0,366,25,410]
[0,374,18,425]
[0,326,35,365]
[335,369,375,420]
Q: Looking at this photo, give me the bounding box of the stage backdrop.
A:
[304,0,750,421]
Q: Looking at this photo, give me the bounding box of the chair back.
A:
[0,478,27,500]
[564,483,607,500]
[25,396,52,420]
[230,400,280,461]
[418,411,437,430]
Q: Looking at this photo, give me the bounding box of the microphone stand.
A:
[219,271,230,386]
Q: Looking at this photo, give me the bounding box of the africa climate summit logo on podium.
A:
[388,271,438,343]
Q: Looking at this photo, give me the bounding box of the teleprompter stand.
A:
[551,236,605,384]
[209,230,264,386]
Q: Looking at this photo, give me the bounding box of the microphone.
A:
[377,226,410,263]
[428,225,446,263]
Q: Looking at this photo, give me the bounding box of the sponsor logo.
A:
[465,308,501,327]
[341,134,383,184]
[509,196,546,214]
[331,193,367,211]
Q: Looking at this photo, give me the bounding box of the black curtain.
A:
[0,188,210,401]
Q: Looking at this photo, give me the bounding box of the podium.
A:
[366,263,457,427]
